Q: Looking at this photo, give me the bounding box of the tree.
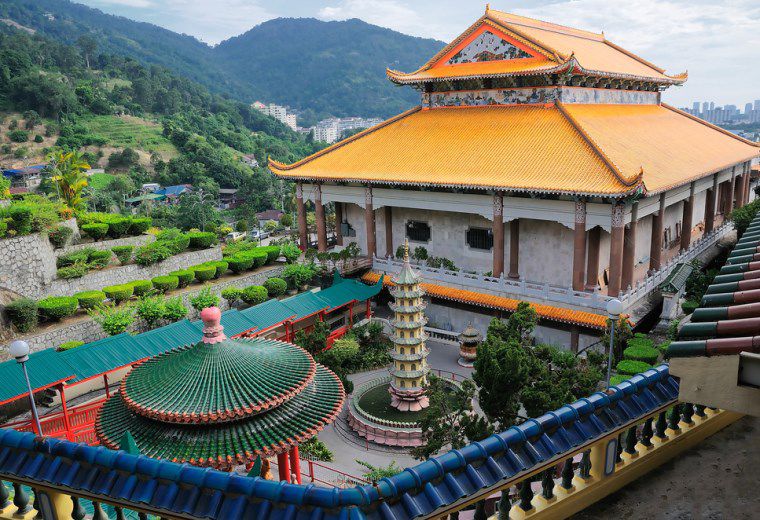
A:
[175,192,221,231]
[48,150,90,211]
[356,460,401,483]
[76,35,98,69]
[294,319,329,355]
[280,213,293,228]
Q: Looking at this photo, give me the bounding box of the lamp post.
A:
[9,340,43,435]
[605,299,623,389]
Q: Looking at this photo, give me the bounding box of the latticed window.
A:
[406,220,431,242]
[466,227,493,250]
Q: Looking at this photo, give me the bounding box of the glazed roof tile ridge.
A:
[488,9,605,41]
[555,100,645,192]
[662,104,760,148]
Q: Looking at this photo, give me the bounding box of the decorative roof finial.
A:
[200,306,227,344]
[486,3,490,13]
[403,238,410,263]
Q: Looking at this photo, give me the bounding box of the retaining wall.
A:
[0,233,57,299]
[58,234,153,255]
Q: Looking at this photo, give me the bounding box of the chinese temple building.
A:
[271,7,759,349]
[94,307,345,480]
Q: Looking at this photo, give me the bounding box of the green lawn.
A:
[82,115,178,158]
[357,381,458,424]
[88,172,114,190]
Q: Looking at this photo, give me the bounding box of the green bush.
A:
[241,285,268,305]
[104,216,132,238]
[111,245,134,265]
[299,438,334,462]
[280,242,301,264]
[5,298,38,332]
[657,341,671,355]
[260,245,281,264]
[129,279,153,297]
[264,277,287,297]
[190,287,220,311]
[57,263,89,279]
[38,296,78,321]
[103,284,134,303]
[151,275,179,293]
[681,299,699,315]
[616,359,653,376]
[57,340,84,352]
[283,264,315,288]
[7,129,28,142]
[609,374,630,386]
[221,287,242,305]
[227,254,254,273]
[8,205,32,235]
[135,296,166,328]
[57,249,92,268]
[730,199,760,237]
[33,134,43,143]
[88,304,135,336]
[250,251,267,268]
[193,265,216,283]
[164,234,190,254]
[205,260,228,278]
[128,217,152,235]
[82,223,108,241]
[162,297,187,322]
[87,249,112,269]
[134,242,172,266]
[74,290,106,309]
[170,269,195,288]
[187,231,217,249]
[623,345,660,365]
[48,225,73,248]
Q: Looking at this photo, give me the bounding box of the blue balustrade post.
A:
[13,482,31,514]
[71,496,86,520]
[0,481,10,510]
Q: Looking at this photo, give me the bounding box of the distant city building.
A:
[682,99,760,125]
[311,116,384,144]
[252,101,298,131]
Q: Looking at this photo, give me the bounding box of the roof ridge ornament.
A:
[200,307,227,344]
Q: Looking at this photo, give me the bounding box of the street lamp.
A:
[605,299,623,389]
[9,340,43,435]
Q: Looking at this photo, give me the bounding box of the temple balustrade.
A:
[0,364,742,520]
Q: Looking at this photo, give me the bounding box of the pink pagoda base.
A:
[389,386,429,412]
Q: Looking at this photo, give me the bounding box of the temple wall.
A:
[518,219,574,287]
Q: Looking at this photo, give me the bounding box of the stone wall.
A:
[59,234,153,255]
[0,233,57,299]
[45,246,223,297]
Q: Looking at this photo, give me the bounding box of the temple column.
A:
[570,326,580,354]
[572,201,587,291]
[680,184,694,252]
[727,174,736,215]
[276,452,291,482]
[296,182,308,251]
[492,193,505,277]
[621,203,638,291]
[334,202,344,246]
[364,185,376,258]
[649,194,665,273]
[508,219,520,279]
[384,206,393,258]
[608,202,625,297]
[585,227,601,291]
[704,175,717,234]
[289,447,302,484]
[743,171,751,206]
[314,184,327,252]
[734,174,743,210]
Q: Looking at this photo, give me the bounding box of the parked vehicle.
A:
[225,231,247,243]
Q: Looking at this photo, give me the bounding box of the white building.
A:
[252,101,298,131]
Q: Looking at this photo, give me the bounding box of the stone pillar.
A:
[492,193,505,277]
[621,203,638,291]
[334,202,344,246]
[508,219,520,279]
[649,194,665,272]
[704,176,717,234]
[296,182,308,251]
[727,174,736,215]
[680,184,694,252]
[570,326,580,354]
[735,174,745,209]
[314,184,327,252]
[572,200,587,291]
[585,227,601,291]
[608,202,625,297]
[384,206,393,258]
[364,185,376,258]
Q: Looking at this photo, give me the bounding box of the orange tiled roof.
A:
[361,271,608,330]
[270,103,758,196]
[387,9,686,85]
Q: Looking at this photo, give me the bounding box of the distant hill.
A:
[0,0,444,119]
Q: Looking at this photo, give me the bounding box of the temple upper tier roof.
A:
[387,9,687,85]
[270,103,759,197]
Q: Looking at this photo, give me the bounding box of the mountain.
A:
[0,0,445,119]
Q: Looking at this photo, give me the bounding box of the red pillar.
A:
[315,184,327,252]
[508,219,520,279]
[334,202,344,246]
[572,201,587,291]
[608,202,625,297]
[704,185,716,234]
[727,175,736,215]
[680,188,694,252]
[364,185,376,258]
[277,452,291,482]
[734,174,744,210]
[365,300,371,319]
[621,205,637,291]
[289,447,302,484]
[649,194,665,273]
[585,227,601,291]
[296,182,308,251]
[59,384,73,441]
[492,193,504,277]
[348,302,354,326]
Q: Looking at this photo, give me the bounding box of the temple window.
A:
[406,220,431,242]
[412,364,417,371]
[466,227,494,250]
[401,381,406,388]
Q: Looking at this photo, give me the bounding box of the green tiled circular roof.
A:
[121,338,316,424]
[96,365,344,467]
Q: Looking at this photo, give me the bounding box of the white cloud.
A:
[317,0,448,39]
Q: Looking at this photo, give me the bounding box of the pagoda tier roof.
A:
[121,338,316,424]
[270,103,758,198]
[387,9,687,85]
[96,364,344,467]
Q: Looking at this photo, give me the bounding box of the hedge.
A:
[170,269,195,288]
[48,225,73,248]
[188,231,216,249]
[227,254,254,273]
[74,290,106,309]
[82,223,108,241]
[104,216,132,238]
[38,296,78,321]
[623,345,660,365]
[58,340,84,352]
[111,245,134,265]
[609,374,630,386]
[7,205,32,235]
[152,275,179,293]
[241,285,268,305]
[129,279,153,297]
[165,234,190,254]
[5,298,38,332]
[129,217,152,235]
[57,263,88,279]
[616,359,653,376]
[205,260,228,279]
[57,249,92,268]
[88,249,112,269]
[221,287,242,305]
[260,246,281,264]
[134,242,172,266]
[103,284,134,303]
[193,265,216,283]
[264,277,287,297]
[681,299,699,315]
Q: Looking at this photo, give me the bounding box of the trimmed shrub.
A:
[129,217,152,235]
[616,359,653,376]
[250,251,267,269]
[241,285,268,306]
[162,297,187,322]
[48,225,73,248]
[8,205,33,235]
[129,279,153,297]
[170,269,195,288]
[134,242,172,266]
[164,234,190,255]
[190,287,220,312]
[261,246,281,264]
[221,287,242,306]
[74,290,106,309]
[88,304,135,336]
[104,216,132,238]
[188,231,217,249]
[57,249,92,268]
[103,284,134,303]
[38,296,78,321]
[151,275,179,293]
[205,260,228,279]
[227,254,254,273]
[681,299,699,315]
[57,263,89,279]
[280,242,301,264]
[135,296,166,328]
[82,223,108,241]
[193,265,216,283]
[58,340,84,352]
[623,345,660,365]
[87,249,112,269]
[609,374,630,386]
[5,298,38,332]
[111,245,134,265]
[264,277,287,297]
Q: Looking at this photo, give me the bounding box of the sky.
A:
[79,0,760,108]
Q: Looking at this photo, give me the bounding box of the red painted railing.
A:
[2,398,105,444]
[269,457,368,488]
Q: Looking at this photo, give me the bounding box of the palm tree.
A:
[48,150,90,211]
